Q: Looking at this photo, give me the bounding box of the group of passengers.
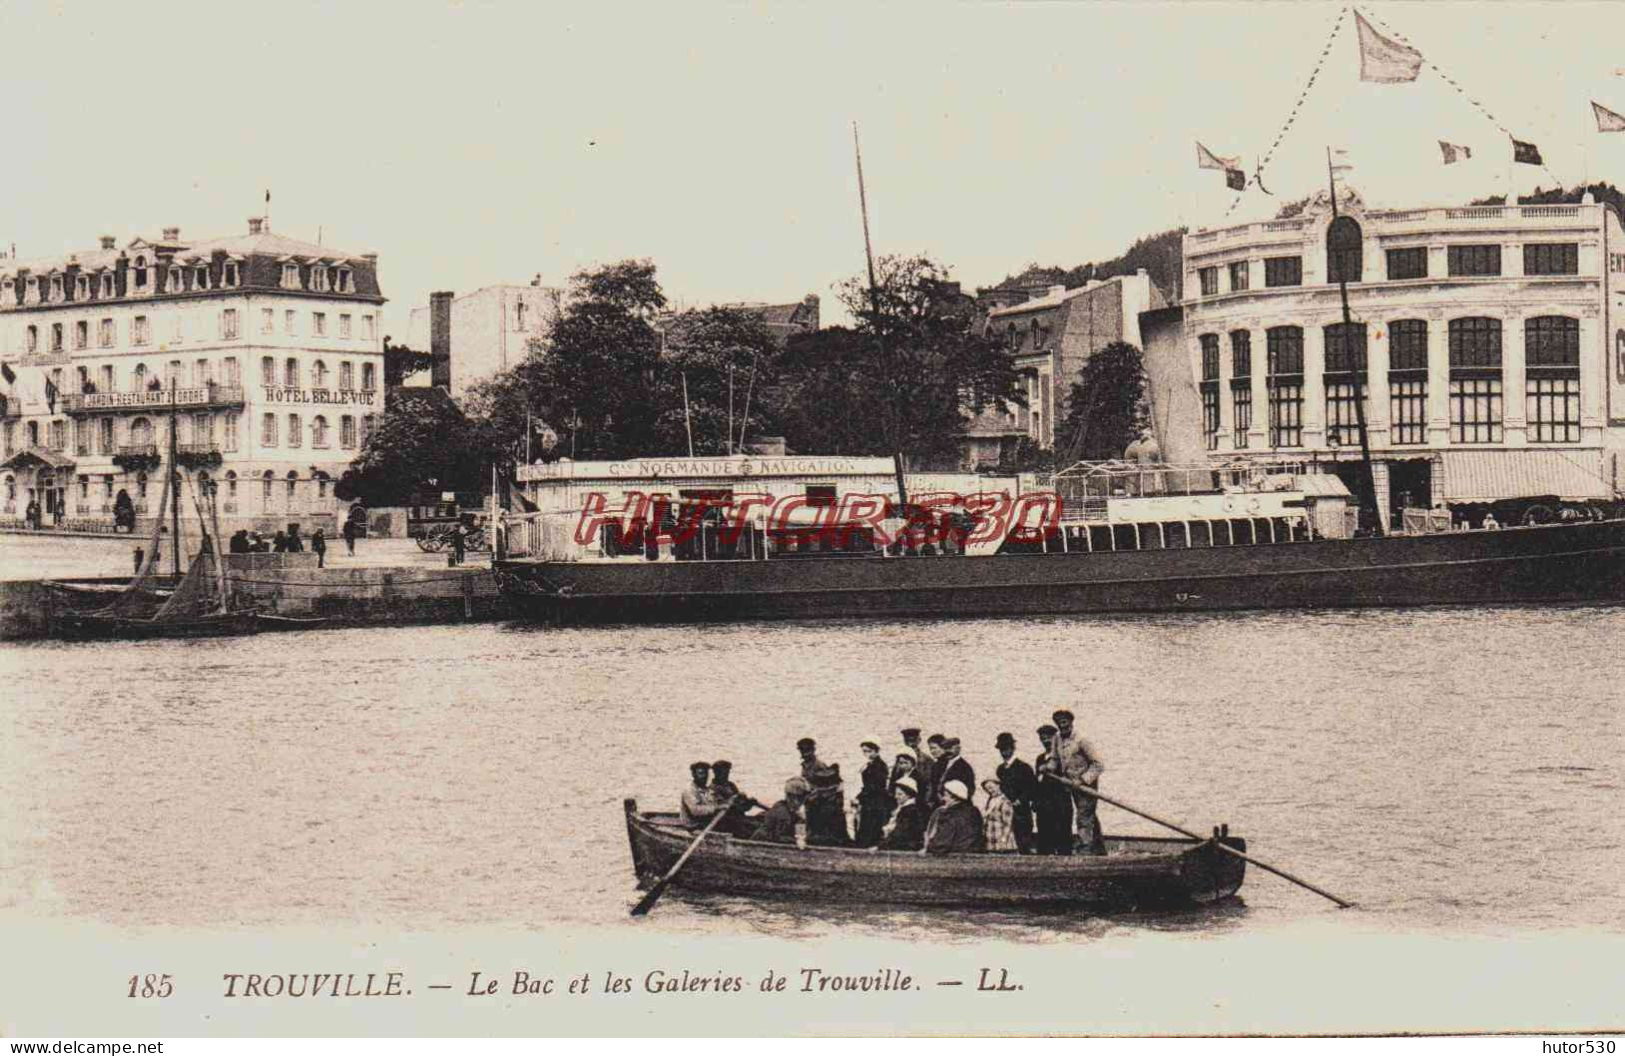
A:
[677,710,1107,856]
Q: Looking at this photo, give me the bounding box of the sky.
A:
[5,1,1625,336]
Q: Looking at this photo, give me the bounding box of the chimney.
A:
[162,226,180,242]
[531,273,542,287]
[1048,284,1067,298]
[430,291,455,389]
[361,253,378,263]
[99,235,116,250]
[247,217,264,235]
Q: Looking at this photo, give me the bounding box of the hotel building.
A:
[0,219,386,532]
[1182,189,1625,525]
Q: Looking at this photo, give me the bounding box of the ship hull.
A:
[495,519,1625,625]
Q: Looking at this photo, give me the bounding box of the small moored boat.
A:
[624,799,1246,910]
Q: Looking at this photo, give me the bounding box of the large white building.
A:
[1182,189,1625,525]
[0,218,386,533]
[405,281,565,397]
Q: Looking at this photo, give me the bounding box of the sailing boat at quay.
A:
[52,384,260,640]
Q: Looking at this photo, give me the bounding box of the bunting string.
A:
[1354,4,1563,187]
[1224,5,1351,218]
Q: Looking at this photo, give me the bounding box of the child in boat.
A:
[981,779,1017,852]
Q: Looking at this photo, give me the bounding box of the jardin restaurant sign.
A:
[260,386,378,407]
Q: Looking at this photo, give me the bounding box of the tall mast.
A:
[1327,147,1382,535]
[169,379,181,575]
[854,121,909,507]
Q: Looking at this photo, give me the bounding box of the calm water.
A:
[2,607,1622,942]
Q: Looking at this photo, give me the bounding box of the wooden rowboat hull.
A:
[53,609,261,641]
[624,800,1245,909]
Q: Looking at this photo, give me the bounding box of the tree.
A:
[1055,341,1149,463]
[335,388,480,505]
[653,307,781,455]
[382,338,435,389]
[821,253,1023,468]
[986,228,1187,305]
[1471,182,1625,226]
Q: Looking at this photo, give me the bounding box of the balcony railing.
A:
[116,444,160,458]
[62,384,246,415]
[1190,203,1600,253]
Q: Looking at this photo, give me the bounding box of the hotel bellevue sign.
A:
[260,385,379,407]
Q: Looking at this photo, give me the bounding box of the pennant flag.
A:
[1196,142,1239,171]
[1,361,15,385]
[1593,101,1625,132]
[1512,139,1544,165]
[265,189,271,204]
[1439,141,1472,164]
[44,376,58,414]
[1355,12,1423,83]
[1225,168,1246,191]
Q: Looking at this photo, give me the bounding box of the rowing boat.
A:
[624,799,1245,909]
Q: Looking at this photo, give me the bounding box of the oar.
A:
[1053,775,1353,909]
[630,797,736,917]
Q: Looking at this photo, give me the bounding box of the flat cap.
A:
[795,737,816,751]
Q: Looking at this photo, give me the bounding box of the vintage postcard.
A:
[1,0,1622,1042]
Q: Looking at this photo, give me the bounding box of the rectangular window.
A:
[339,361,354,390]
[73,321,88,350]
[1448,317,1502,369]
[221,308,239,340]
[99,365,113,392]
[132,316,150,346]
[313,312,327,336]
[363,314,376,340]
[50,323,63,351]
[1447,244,1501,277]
[261,308,274,334]
[285,309,297,335]
[223,357,239,385]
[285,358,300,387]
[1386,247,1428,281]
[1264,256,1302,288]
[281,263,301,290]
[194,358,211,387]
[74,420,89,456]
[1198,267,1219,296]
[1227,261,1249,292]
[361,363,376,390]
[1199,334,1220,381]
[1231,381,1252,449]
[1322,322,1367,373]
[261,413,277,446]
[1449,377,1503,443]
[341,415,356,449]
[1230,330,1252,379]
[99,273,114,298]
[98,419,114,454]
[49,420,65,451]
[1523,242,1578,276]
[223,262,240,288]
[1527,375,1581,442]
[287,413,302,448]
[192,412,213,446]
[1266,326,1303,447]
[340,314,352,339]
[1201,383,1220,450]
[99,318,115,348]
[262,357,276,385]
[171,313,185,345]
[1389,319,1429,445]
[310,267,330,293]
[224,413,239,452]
[1389,319,1429,371]
[1324,380,1369,448]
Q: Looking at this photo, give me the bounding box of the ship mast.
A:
[1326,148,1383,536]
[853,121,909,507]
[169,379,182,575]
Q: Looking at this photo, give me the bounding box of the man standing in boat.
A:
[932,737,975,811]
[1049,709,1106,855]
[994,732,1037,853]
[1033,724,1075,854]
[679,761,720,830]
[919,734,947,808]
[895,728,928,790]
[853,738,892,848]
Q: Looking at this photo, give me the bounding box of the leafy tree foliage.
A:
[335,389,480,505]
[1470,182,1625,226]
[988,228,1186,304]
[382,338,435,389]
[1055,341,1149,463]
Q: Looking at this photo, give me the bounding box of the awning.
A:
[1439,449,1611,502]
[0,447,76,472]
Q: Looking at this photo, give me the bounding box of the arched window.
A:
[284,357,299,388]
[286,470,299,500]
[314,471,330,498]
[1326,215,1362,283]
[313,360,329,389]
[166,360,183,388]
[1526,316,1581,443]
[129,417,153,446]
[1616,329,1625,384]
[132,255,148,289]
[132,363,147,390]
[1005,322,1017,350]
[4,475,13,502]
[225,470,237,497]
[1447,318,1503,443]
[137,471,149,499]
[312,415,329,448]
[262,470,275,502]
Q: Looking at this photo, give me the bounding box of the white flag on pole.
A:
[1355,12,1423,83]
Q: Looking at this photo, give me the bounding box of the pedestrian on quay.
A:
[449,520,466,567]
[25,498,40,530]
[229,529,251,555]
[310,528,327,568]
[285,524,305,553]
[271,530,288,554]
[342,514,359,556]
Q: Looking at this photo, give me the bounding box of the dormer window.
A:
[167,266,185,294]
[335,267,353,293]
[24,276,40,305]
[222,261,240,288]
[74,274,89,299]
[48,274,64,303]
[0,277,13,305]
[132,256,149,291]
[280,262,301,290]
[193,265,210,290]
[310,265,330,292]
[99,272,115,298]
